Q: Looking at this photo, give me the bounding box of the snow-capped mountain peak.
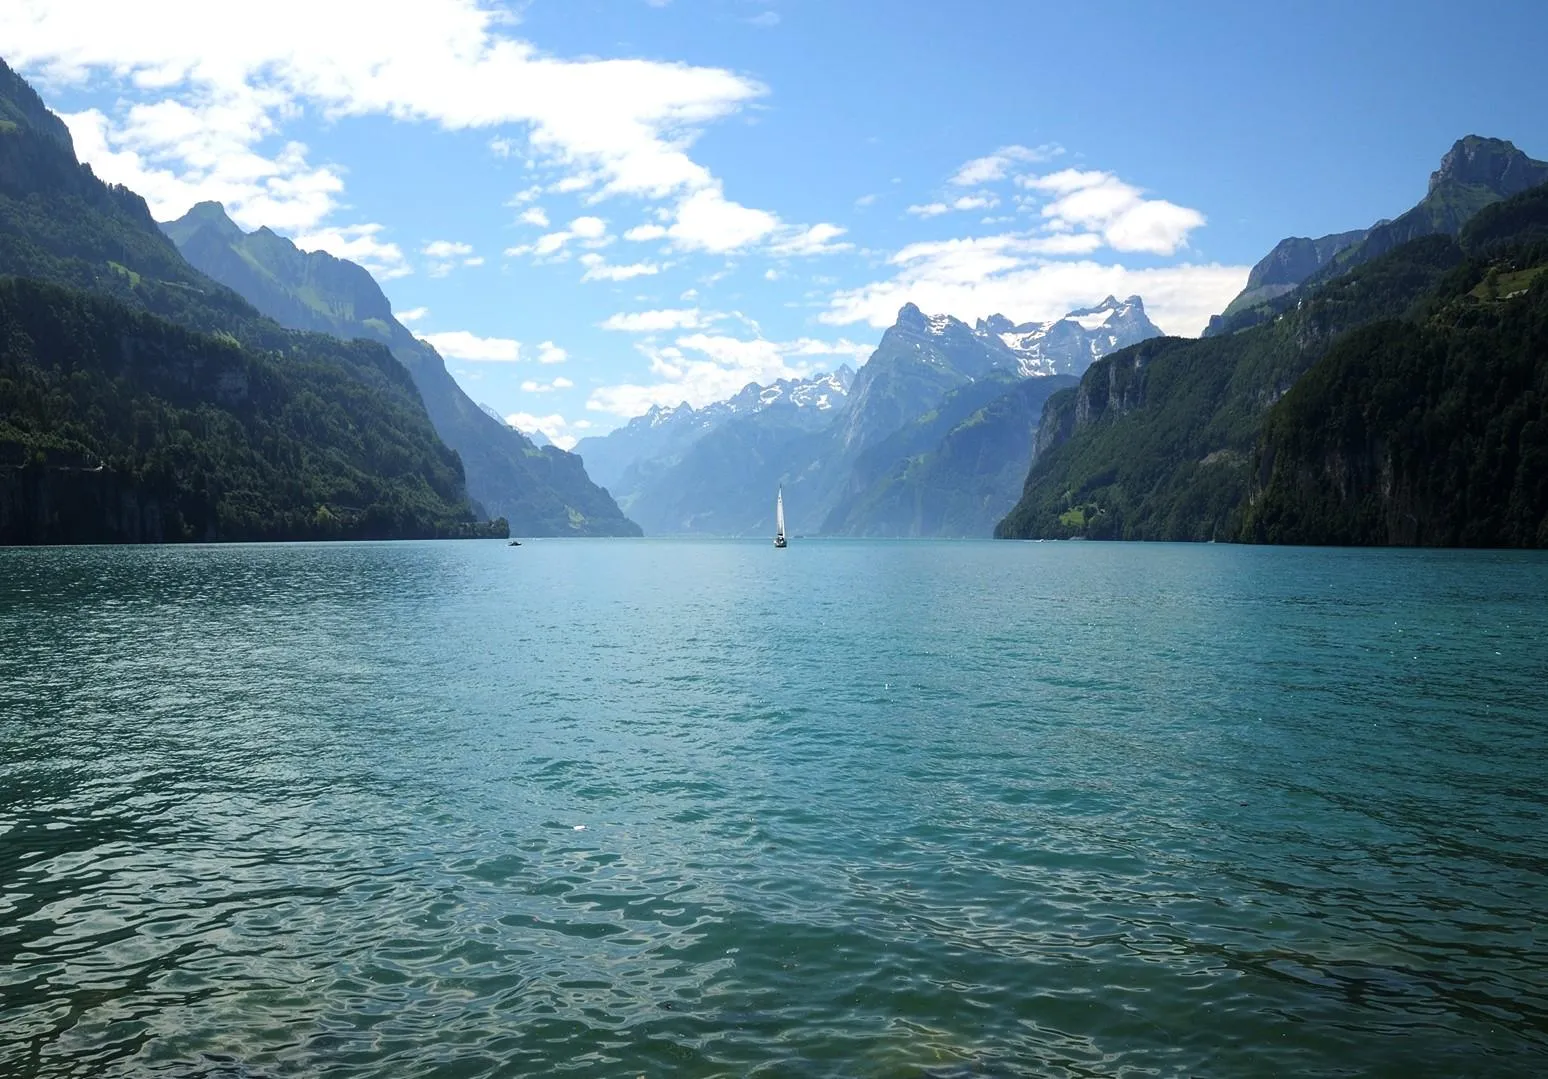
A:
[725,365,857,414]
[954,295,1162,377]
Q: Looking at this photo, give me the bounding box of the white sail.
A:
[775,488,786,539]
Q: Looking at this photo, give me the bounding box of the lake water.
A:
[1,539,1546,1077]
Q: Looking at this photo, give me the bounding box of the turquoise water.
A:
[1,539,1545,1077]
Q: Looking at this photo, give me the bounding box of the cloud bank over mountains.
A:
[3,0,1247,434]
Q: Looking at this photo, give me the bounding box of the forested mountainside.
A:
[164,203,640,536]
[997,173,1548,547]
[1241,185,1548,546]
[0,56,500,543]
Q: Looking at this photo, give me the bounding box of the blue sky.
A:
[6,0,1547,446]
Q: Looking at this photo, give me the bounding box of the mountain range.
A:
[998,136,1548,547]
[6,42,1545,551]
[578,294,1159,536]
[161,202,639,537]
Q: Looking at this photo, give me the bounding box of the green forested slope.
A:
[1241,195,1548,546]
[0,278,494,542]
[995,237,1463,540]
[0,56,499,543]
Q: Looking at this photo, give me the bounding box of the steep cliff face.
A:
[1208,229,1368,331]
[822,374,1079,537]
[1071,347,1155,428]
[0,460,174,545]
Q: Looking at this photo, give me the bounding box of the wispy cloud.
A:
[421,239,481,276]
[580,253,663,281]
[600,308,711,332]
[421,330,521,362]
[520,376,575,393]
[906,194,1001,218]
[947,143,1064,186]
[507,215,610,260]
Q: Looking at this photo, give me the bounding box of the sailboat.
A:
[774,486,788,548]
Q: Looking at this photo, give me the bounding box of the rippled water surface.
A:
[2,539,1546,1077]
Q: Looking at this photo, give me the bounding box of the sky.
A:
[5,0,1548,448]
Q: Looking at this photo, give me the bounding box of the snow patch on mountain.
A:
[975,294,1160,377]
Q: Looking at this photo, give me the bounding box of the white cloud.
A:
[770,222,852,256]
[600,307,708,332]
[293,222,411,279]
[535,340,568,365]
[423,240,474,259]
[8,0,766,199]
[421,330,521,362]
[580,253,662,281]
[8,0,776,246]
[663,185,778,253]
[520,215,611,259]
[421,238,482,276]
[395,306,429,322]
[951,194,997,212]
[505,411,579,450]
[748,10,780,27]
[624,223,668,241]
[1020,168,1205,255]
[907,194,999,218]
[520,376,574,393]
[854,193,878,208]
[821,234,1247,337]
[825,158,1232,335]
[947,143,1064,187]
[587,333,869,417]
[534,232,570,256]
[518,207,549,227]
[60,100,345,232]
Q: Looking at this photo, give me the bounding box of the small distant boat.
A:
[774,486,788,548]
[508,539,522,546]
